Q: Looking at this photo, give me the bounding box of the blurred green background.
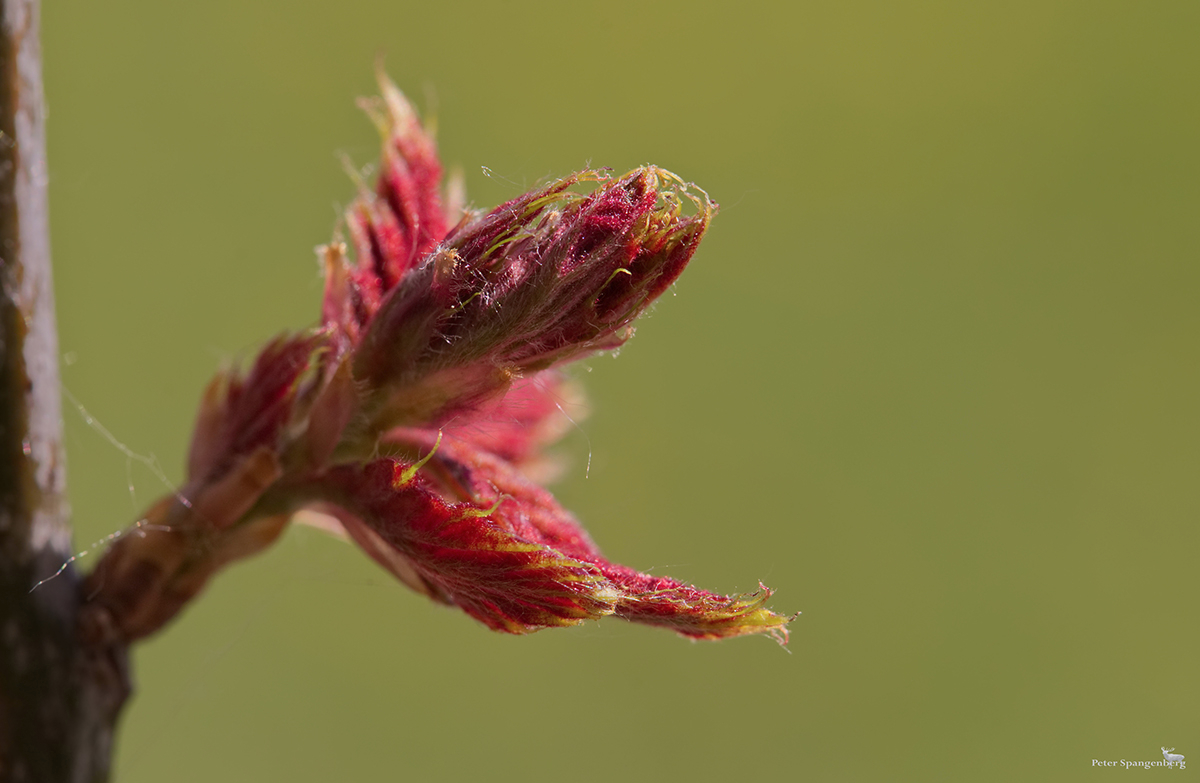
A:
[42,1,1198,780]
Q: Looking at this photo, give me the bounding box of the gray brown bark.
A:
[0,1,128,780]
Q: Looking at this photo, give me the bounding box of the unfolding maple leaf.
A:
[87,72,793,646]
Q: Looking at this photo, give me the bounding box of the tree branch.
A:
[0,1,128,780]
